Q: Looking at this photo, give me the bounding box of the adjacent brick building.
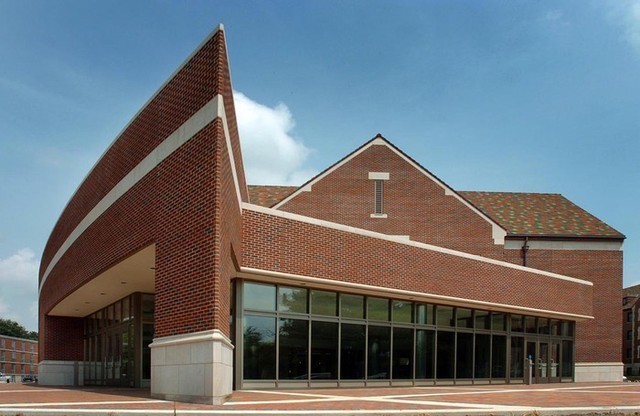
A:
[623,284,640,376]
[0,335,38,381]
[38,25,625,404]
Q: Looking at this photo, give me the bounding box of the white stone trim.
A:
[243,203,593,287]
[368,172,389,180]
[575,362,624,382]
[272,138,507,245]
[238,267,594,321]
[217,95,243,210]
[38,360,83,386]
[150,329,233,405]
[370,213,388,218]
[149,329,233,350]
[505,239,623,251]
[40,91,242,294]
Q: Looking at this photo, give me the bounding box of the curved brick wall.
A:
[39,28,246,360]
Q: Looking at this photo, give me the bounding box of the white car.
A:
[0,373,10,383]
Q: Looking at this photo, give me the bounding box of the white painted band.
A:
[238,267,593,320]
[243,203,593,287]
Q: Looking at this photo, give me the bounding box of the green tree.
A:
[0,318,38,340]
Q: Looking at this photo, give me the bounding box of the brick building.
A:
[38,25,625,404]
[0,335,38,381]
[623,284,640,376]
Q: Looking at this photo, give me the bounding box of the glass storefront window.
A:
[237,281,577,386]
[511,315,523,332]
[436,331,455,379]
[492,313,506,331]
[122,296,131,322]
[367,326,390,379]
[456,332,473,378]
[492,335,507,378]
[416,303,434,325]
[278,318,308,379]
[311,290,337,316]
[475,334,491,378]
[114,301,121,324]
[311,321,338,379]
[392,300,413,323]
[456,308,473,329]
[525,316,537,333]
[415,329,434,379]
[392,328,413,379]
[475,310,491,330]
[142,295,154,322]
[538,318,549,335]
[437,306,454,327]
[561,340,573,377]
[510,336,524,378]
[244,282,276,311]
[367,297,389,321]
[341,323,365,379]
[341,294,365,319]
[243,315,276,379]
[278,287,308,314]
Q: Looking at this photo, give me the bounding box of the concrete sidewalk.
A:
[2,382,640,415]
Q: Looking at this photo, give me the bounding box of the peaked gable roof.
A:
[459,191,625,239]
[270,134,507,244]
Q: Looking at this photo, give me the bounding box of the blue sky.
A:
[0,1,639,331]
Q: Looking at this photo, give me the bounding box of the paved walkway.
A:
[2,382,640,415]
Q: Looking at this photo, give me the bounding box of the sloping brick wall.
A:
[242,208,593,318]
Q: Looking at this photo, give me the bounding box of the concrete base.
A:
[575,362,624,382]
[38,360,84,386]
[150,329,234,405]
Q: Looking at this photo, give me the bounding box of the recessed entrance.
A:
[83,293,155,387]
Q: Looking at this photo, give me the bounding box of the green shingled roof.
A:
[248,185,623,239]
[248,185,297,208]
[459,191,624,238]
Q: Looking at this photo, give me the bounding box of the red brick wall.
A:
[279,143,504,258]
[242,209,592,318]
[39,28,244,359]
[504,247,622,363]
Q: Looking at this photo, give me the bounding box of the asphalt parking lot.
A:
[2,381,640,415]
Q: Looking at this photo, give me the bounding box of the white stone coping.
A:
[150,329,233,350]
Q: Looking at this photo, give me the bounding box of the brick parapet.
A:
[242,208,593,318]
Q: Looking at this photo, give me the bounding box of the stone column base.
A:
[575,362,623,382]
[150,329,233,405]
[38,360,84,386]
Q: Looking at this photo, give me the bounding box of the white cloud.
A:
[234,91,317,185]
[0,248,39,331]
[608,0,640,55]
[545,10,563,22]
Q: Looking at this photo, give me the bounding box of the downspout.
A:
[522,236,529,267]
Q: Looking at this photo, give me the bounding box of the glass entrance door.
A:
[527,340,554,384]
[549,341,560,382]
[537,342,549,383]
